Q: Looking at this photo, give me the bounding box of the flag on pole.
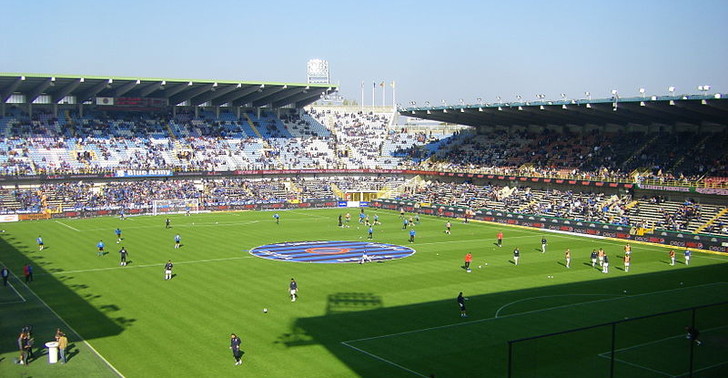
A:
[390,81,395,88]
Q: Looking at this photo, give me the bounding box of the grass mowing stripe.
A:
[42,256,255,275]
[344,282,728,344]
[6,269,124,377]
[2,209,726,377]
[340,341,429,378]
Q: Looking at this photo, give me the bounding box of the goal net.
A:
[152,199,200,216]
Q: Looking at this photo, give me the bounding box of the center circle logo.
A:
[249,241,416,263]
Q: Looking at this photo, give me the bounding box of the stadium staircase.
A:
[622,134,660,169]
[695,207,728,234]
[242,114,262,138]
[670,134,711,173]
[330,183,345,200]
[518,199,537,213]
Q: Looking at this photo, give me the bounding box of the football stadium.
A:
[0,70,726,378]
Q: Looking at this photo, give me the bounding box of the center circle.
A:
[249,241,416,263]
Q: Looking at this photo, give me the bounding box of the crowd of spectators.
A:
[2,107,727,186]
[396,180,633,225]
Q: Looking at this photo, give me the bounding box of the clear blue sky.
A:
[1,0,726,106]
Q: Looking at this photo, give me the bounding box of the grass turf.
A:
[0,208,727,377]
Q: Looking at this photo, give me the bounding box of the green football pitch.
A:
[0,208,727,377]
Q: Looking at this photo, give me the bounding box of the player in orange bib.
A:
[464,252,473,271]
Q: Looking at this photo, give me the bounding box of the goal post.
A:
[152,199,200,216]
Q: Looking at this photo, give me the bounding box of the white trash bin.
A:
[45,341,59,364]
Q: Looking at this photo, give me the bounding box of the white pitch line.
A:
[340,341,429,377]
[344,282,728,344]
[678,361,728,377]
[7,270,124,377]
[55,220,81,232]
[607,356,674,377]
[7,280,27,302]
[495,294,619,318]
[43,255,255,275]
[596,325,728,357]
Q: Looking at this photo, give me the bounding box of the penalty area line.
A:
[55,220,81,232]
[344,282,728,344]
[340,341,429,377]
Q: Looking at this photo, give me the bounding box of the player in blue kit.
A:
[97,240,105,256]
[684,249,691,265]
[368,226,373,239]
[37,235,44,251]
[115,228,122,243]
[174,234,181,249]
[274,213,280,224]
[409,228,416,243]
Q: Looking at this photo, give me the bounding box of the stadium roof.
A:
[400,94,728,129]
[0,73,337,108]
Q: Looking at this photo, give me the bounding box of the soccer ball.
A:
[478,265,482,269]
[263,308,268,313]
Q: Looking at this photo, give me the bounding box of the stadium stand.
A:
[1,73,727,245]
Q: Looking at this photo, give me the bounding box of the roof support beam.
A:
[162,82,192,99]
[26,77,54,104]
[76,79,110,103]
[113,80,140,97]
[271,87,309,108]
[52,78,82,103]
[250,87,287,107]
[190,84,239,106]
[295,90,331,108]
[212,85,261,106]
[169,83,214,105]
[138,81,164,97]
[1,76,25,103]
